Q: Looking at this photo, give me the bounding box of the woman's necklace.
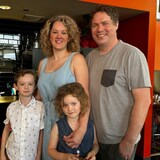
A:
[46,53,69,72]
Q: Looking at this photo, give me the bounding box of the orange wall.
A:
[82,0,155,11]
[155,21,160,70]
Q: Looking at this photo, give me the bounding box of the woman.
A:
[36,15,89,160]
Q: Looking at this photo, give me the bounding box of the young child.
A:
[0,70,45,160]
[48,82,99,160]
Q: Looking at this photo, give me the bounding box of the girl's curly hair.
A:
[54,82,88,118]
[40,15,81,57]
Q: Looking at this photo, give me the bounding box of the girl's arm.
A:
[36,129,43,160]
[48,123,79,160]
[1,124,11,160]
[85,126,99,160]
[64,53,90,148]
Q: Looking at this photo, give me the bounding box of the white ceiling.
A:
[0,0,145,23]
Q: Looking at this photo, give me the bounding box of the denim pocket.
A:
[101,69,117,87]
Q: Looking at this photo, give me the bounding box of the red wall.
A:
[118,13,149,56]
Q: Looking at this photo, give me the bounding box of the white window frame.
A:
[157,0,160,20]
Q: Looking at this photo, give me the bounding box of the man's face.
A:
[91,12,118,47]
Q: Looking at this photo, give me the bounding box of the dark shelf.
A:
[151,103,160,157]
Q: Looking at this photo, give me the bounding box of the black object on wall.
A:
[0,19,43,34]
[154,70,160,94]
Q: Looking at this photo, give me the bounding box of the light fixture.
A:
[0,5,11,10]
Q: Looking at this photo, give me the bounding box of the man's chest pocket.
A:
[101,69,117,87]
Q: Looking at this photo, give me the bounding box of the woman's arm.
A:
[64,53,90,148]
[35,59,43,101]
[1,124,11,160]
[35,90,42,101]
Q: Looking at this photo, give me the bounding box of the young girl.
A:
[48,82,99,160]
[0,70,45,160]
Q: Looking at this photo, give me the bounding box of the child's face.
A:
[62,94,81,119]
[14,74,35,98]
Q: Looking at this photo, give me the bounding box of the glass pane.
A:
[14,35,20,40]
[0,39,8,44]
[4,35,13,39]
[3,49,16,60]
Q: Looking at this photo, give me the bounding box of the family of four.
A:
[1,5,151,160]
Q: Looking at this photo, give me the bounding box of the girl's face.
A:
[14,74,35,98]
[62,94,81,119]
[50,21,70,51]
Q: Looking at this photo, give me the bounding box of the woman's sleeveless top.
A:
[38,52,76,160]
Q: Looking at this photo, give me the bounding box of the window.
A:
[3,49,16,60]
[0,34,20,50]
[157,0,160,20]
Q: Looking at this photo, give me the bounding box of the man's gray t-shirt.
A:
[86,40,151,144]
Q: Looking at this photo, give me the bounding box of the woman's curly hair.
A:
[54,82,88,118]
[40,15,81,57]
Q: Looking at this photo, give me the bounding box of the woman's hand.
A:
[63,153,80,160]
[63,128,85,148]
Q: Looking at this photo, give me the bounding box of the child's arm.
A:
[85,126,99,160]
[48,123,79,160]
[35,129,43,160]
[1,124,11,160]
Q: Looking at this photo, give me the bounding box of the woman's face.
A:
[50,21,70,51]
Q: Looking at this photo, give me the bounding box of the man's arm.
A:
[119,88,151,159]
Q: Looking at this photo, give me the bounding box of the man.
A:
[86,5,151,160]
